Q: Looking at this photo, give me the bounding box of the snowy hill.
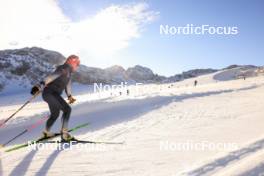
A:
[213,66,260,81]
[0,47,216,94]
[167,68,218,82]
[0,47,65,93]
[0,47,165,93]
[1,47,263,95]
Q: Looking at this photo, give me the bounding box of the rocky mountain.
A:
[126,65,166,83]
[0,47,65,92]
[0,47,262,93]
[126,65,154,81]
[72,65,164,84]
[0,47,166,93]
[104,65,128,83]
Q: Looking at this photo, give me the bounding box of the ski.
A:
[72,140,124,145]
[4,122,89,152]
[39,139,124,145]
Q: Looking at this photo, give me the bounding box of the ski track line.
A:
[183,137,264,176]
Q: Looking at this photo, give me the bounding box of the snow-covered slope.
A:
[1,70,264,175]
[213,66,259,81]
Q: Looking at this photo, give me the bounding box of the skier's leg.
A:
[43,91,72,140]
[53,94,71,130]
[42,92,61,131]
[49,94,75,141]
[46,104,60,131]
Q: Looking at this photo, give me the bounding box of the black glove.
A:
[30,81,45,95]
[30,85,41,95]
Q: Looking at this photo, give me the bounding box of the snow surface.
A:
[1,71,264,176]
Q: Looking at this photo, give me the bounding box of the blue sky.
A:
[1,0,263,76]
[60,0,264,76]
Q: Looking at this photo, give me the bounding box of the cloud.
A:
[0,0,69,47]
[0,0,158,66]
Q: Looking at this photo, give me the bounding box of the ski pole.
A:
[0,114,48,147]
[0,91,40,128]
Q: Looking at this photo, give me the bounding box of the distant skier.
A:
[30,55,80,141]
[194,80,198,87]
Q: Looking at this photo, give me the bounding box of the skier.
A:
[30,55,80,141]
[194,80,198,87]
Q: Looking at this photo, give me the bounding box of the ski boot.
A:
[61,128,76,142]
[42,130,55,139]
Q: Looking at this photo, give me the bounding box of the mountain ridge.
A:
[0,47,262,93]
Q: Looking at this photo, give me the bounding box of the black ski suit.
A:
[42,63,73,131]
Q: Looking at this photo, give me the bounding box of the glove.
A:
[30,85,41,95]
[30,82,45,95]
[68,95,76,104]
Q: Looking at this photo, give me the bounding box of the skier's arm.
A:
[65,79,72,97]
[42,69,63,85]
[66,79,76,104]
[31,68,63,95]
